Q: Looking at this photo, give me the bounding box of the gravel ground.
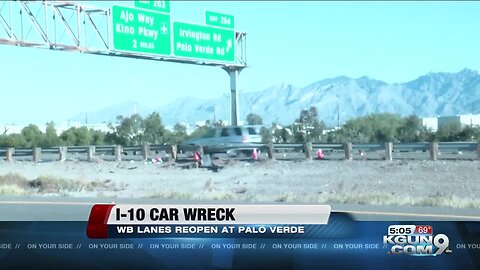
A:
[0,159,479,208]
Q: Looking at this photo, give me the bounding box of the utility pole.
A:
[337,102,340,129]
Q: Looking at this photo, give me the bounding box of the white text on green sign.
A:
[112,5,171,55]
[173,22,235,63]
[206,11,234,29]
[134,0,170,13]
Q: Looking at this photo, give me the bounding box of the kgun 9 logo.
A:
[383,225,452,256]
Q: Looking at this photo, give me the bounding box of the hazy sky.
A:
[1,1,479,124]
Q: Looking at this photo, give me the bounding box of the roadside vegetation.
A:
[1,109,479,148]
[147,188,480,209]
[0,173,114,196]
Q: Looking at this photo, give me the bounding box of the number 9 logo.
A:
[434,234,449,255]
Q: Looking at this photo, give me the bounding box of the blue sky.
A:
[1,1,480,124]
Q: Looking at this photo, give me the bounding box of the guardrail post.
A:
[304,142,313,160]
[344,143,352,160]
[266,143,275,160]
[429,142,438,161]
[385,142,393,161]
[6,148,14,162]
[192,146,204,167]
[477,142,480,160]
[87,145,96,161]
[115,145,122,162]
[142,144,150,161]
[197,146,204,156]
[170,145,177,161]
[33,147,41,162]
[59,147,67,162]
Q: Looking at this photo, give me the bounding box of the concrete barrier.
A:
[33,147,41,162]
[385,142,393,161]
[59,147,67,161]
[304,142,313,160]
[87,145,95,161]
[1,142,478,163]
[266,143,275,160]
[430,142,439,161]
[6,148,14,162]
[170,145,177,161]
[142,144,150,161]
[115,145,122,162]
[477,142,480,160]
[344,143,352,160]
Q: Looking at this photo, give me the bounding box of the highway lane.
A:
[0,196,478,221]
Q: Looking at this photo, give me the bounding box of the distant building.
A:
[422,117,438,132]
[437,114,480,128]
[422,114,480,132]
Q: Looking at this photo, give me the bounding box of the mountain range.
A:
[69,68,480,127]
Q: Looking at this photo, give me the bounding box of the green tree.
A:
[272,127,292,143]
[396,115,423,142]
[21,124,43,147]
[246,113,263,125]
[458,126,480,141]
[292,106,325,143]
[90,129,106,145]
[60,127,92,146]
[0,134,27,147]
[187,125,215,141]
[437,122,462,142]
[339,113,405,143]
[260,127,273,143]
[170,123,187,144]
[40,122,61,147]
[143,112,166,144]
[109,114,144,146]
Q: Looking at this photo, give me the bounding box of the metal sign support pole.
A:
[223,66,245,126]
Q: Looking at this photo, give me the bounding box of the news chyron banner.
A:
[86,204,331,239]
[0,204,479,269]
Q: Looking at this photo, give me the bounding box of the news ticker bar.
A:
[1,219,480,270]
[87,204,331,239]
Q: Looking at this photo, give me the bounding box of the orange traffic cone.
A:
[316,149,325,160]
[252,148,259,160]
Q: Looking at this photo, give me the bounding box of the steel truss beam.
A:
[0,0,247,125]
[0,0,247,68]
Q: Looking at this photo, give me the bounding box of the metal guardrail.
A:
[352,143,384,151]
[438,142,478,150]
[393,142,430,151]
[0,142,478,162]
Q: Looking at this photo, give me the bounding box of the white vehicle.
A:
[185,126,262,146]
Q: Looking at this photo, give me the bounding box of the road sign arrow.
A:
[226,39,232,53]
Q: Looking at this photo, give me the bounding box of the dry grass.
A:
[0,173,30,188]
[0,173,114,196]
[0,185,28,196]
[148,189,480,209]
[149,190,240,201]
[265,191,480,209]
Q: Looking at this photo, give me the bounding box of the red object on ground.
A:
[193,151,200,162]
[252,148,259,160]
[317,149,325,159]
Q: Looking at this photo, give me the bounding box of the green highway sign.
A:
[134,0,170,13]
[112,5,171,55]
[173,22,235,63]
[206,11,234,29]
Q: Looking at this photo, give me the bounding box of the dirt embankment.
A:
[0,159,479,208]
